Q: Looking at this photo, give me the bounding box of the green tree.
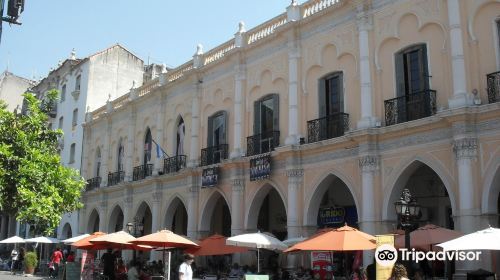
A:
[0,90,85,234]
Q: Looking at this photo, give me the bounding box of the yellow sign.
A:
[376,235,395,280]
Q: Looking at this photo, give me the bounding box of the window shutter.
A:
[318,79,326,117]
[272,94,279,131]
[338,73,344,113]
[222,111,228,144]
[254,100,261,134]
[420,44,429,90]
[395,52,405,97]
[207,115,214,147]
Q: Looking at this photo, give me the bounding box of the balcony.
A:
[86,177,101,191]
[163,155,187,174]
[246,130,280,156]
[107,171,124,187]
[201,144,229,166]
[307,113,349,143]
[132,164,153,181]
[487,71,500,104]
[384,89,437,126]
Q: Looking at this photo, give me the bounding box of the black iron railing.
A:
[246,130,280,156]
[307,113,349,143]
[487,71,500,104]
[132,164,153,181]
[163,155,187,174]
[384,90,437,126]
[86,177,101,191]
[201,144,229,166]
[107,171,125,186]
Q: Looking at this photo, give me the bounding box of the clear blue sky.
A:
[0,0,301,80]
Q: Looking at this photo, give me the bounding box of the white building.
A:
[0,71,33,112]
[31,44,144,240]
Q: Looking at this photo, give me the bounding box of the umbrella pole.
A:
[257,248,260,273]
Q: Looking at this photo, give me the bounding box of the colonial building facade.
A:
[81,0,500,275]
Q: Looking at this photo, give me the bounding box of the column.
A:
[359,155,379,266]
[447,0,471,108]
[187,178,199,239]
[286,169,303,239]
[151,189,162,261]
[285,42,301,145]
[98,197,108,232]
[100,117,111,186]
[356,3,376,129]
[122,189,133,262]
[154,96,166,174]
[125,108,136,181]
[453,137,479,277]
[231,178,245,264]
[231,65,246,158]
[188,90,201,167]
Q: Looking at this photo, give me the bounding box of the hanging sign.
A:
[249,154,271,181]
[202,167,219,187]
[319,207,346,225]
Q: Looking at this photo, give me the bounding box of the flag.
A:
[156,142,163,158]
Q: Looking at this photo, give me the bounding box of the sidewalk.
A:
[0,271,47,279]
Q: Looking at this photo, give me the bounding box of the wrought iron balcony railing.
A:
[201,144,229,166]
[108,171,125,187]
[246,130,280,156]
[132,164,153,181]
[163,155,187,174]
[487,71,500,104]
[307,113,349,143]
[86,177,101,191]
[384,89,437,126]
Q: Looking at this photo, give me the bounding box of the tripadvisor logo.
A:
[375,244,482,267]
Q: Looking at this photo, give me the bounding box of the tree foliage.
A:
[0,90,85,234]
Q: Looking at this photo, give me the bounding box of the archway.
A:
[135,202,153,237]
[87,209,100,233]
[108,205,124,233]
[199,191,231,237]
[247,184,287,240]
[165,197,188,236]
[61,223,72,239]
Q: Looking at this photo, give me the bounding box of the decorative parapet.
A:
[247,13,287,45]
[113,95,130,111]
[167,61,194,83]
[302,0,343,19]
[453,138,478,160]
[203,39,236,66]
[138,79,160,98]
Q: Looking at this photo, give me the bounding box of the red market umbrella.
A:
[88,231,153,251]
[72,232,107,250]
[186,234,248,256]
[394,224,462,251]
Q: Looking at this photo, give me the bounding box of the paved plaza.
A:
[0,272,47,280]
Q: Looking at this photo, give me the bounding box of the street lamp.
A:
[126,217,144,260]
[394,188,420,250]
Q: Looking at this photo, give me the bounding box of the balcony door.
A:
[117,139,124,172]
[319,72,344,118]
[254,94,279,134]
[208,111,227,147]
[96,148,101,178]
[144,128,152,165]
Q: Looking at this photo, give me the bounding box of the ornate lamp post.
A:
[394,188,421,250]
[126,217,144,260]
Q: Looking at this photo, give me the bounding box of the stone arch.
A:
[304,169,360,227]
[198,189,232,233]
[134,201,153,236]
[163,195,188,235]
[395,13,421,38]
[382,157,457,221]
[108,204,124,233]
[61,223,72,239]
[245,181,287,230]
[481,156,500,214]
[87,208,100,233]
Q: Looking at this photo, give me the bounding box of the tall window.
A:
[58,116,64,129]
[117,139,124,172]
[319,72,344,117]
[69,143,76,163]
[75,75,81,91]
[60,84,66,102]
[144,129,152,165]
[72,108,78,128]
[395,44,429,96]
[176,117,185,156]
[254,94,279,134]
[96,148,101,178]
[208,111,227,147]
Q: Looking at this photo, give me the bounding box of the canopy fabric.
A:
[72,232,107,250]
[226,232,288,251]
[88,231,153,251]
[394,224,462,251]
[437,227,500,251]
[25,236,60,244]
[131,230,199,249]
[284,225,376,253]
[185,234,248,256]
[0,236,25,244]
[63,234,90,245]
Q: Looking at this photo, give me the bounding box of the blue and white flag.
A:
[153,139,168,158]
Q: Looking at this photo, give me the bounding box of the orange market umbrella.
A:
[89,231,154,251]
[284,225,376,253]
[72,232,107,250]
[132,230,199,279]
[394,224,462,251]
[185,234,248,256]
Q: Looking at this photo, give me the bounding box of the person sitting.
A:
[115,259,127,280]
[128,261,140,280]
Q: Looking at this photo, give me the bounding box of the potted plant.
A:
[24,251,38,275]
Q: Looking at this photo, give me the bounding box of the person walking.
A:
[178,254,194,280]
[50,247,63,278]
[101,248,116,280]
[10,248,18,274]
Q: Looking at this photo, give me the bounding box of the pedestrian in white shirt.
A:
[179,253,194,280]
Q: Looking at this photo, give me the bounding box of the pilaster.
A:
[125,107,137,181]
[187,176,200,239]
[231,64,246,158]
[285,27,301,145]
[359,154,379,266]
